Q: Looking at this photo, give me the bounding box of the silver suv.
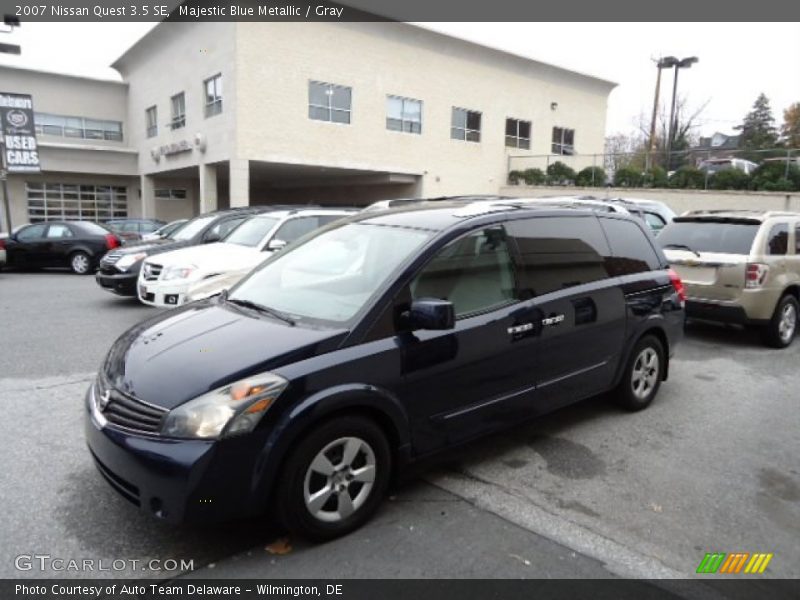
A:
[659,210,800,347]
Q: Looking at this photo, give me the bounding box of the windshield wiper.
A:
[227,297,296,326]
[662,243,701,258]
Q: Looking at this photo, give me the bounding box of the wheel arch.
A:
[615,325,671,387]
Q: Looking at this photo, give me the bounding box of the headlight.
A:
[161,372,288,439]
[162,265,198,281]
[116,253,147,271]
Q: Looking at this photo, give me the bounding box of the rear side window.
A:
[506,216,610,297]
[658,221,758,255]
[17,224,47,240]
[411,226,517,317]
[600,217,662,276]
[766,223,789,255]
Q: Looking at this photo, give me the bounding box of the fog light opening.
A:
[150,497,166,518]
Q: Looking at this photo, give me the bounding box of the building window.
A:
[451,107,481,142]
[386,95,422,134]
[34,113,123,142]
[155,188,188,200]
[145,106,158,138]
[26,182,128,223]
[551,127,575,155]
[308,81,352,124]
[204,74,223,118]
[170,92,186,130]
[505,118,531,149]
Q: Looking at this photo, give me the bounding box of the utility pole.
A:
[0,138,11,232]
[648,57,678,169]
[664,56,699,172]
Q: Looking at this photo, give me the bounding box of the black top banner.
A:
[1,0,799,21]
[0,92,41,174]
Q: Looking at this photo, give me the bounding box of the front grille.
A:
[142,262,162,281]
[102,389,168,434]
[101,251,123,267]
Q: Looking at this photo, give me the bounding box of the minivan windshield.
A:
[229,222,433,323]
[172,215,217,241]
[658,220,758,255]
[223,217,280,247]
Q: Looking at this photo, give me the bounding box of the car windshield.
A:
[164,221,187,238]
[171,215,217,241]
[229,222,433,323]
[659,221,759,255]
[223,217,280,247]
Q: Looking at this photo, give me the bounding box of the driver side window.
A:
[411,226,517,318]
[17,224,47,241]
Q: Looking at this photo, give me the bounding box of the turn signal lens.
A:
[745,263,768,289]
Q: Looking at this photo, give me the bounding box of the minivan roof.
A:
[353,196,635,231]
[678,209,800,223]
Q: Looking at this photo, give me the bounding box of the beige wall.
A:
[499,185,800,214]
[235,22,613,198]
[114,21,237,176]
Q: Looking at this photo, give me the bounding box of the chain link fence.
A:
[507,147,800,191]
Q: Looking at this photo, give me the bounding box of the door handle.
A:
[507,322,535,335]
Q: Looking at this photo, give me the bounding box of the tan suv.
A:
[659,210,800,348]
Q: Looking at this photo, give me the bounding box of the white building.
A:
[1,21,615,228]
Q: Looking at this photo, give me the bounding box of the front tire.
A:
[276,416,391,541]
[615,335,665,411]
[762,294,798,349]
[70,251,92,275]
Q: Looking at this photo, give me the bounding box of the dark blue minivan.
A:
[86,198,685,540]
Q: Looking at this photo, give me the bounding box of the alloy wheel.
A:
[303,436,376,523]
[778,303,797,344]
[631,347,659,401]
[72,253,89,274]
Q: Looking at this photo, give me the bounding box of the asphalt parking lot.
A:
[0,270,798,582]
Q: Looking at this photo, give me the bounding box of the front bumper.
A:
[84,385,266,524]
[96,270,138,296]
[137,279,191,308]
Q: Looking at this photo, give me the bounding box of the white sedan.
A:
[137,208,353,307]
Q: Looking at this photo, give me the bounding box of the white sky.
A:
[1,21,798,138]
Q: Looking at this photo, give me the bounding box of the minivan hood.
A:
[104,301,347,409]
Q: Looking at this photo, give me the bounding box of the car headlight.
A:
[161,372,288,439]
[162,265,198,281]
[116,253,147,271]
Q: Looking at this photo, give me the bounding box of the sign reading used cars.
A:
[0,92,41,173]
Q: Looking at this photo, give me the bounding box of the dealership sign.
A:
[0,92,41,173]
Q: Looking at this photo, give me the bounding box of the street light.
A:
[665,56,699,170]
[647,56,679,168]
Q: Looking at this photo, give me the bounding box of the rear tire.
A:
[276,416,391,542]
[70,251,92,275]
[762,294,798,349]
[615,335,665,411]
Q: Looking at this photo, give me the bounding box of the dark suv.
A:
[95,208,269,296]
[86,198,685,540]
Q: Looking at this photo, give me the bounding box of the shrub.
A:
[613,167,643,187]
[575,166,607,187]
[710,169,751,190]
[522,168,546,185]
[508,170,524,185]
[642,166,668,188]
[669,166,706,189]
[546,161,576,185]
[749,162,800,191]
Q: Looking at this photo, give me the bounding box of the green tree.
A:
[575,166,606,187]
[546,161,576,185]
[735,93,779,158]
[782,102,800,148]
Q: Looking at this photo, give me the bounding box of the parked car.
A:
[698,158,759,176]
[570,196,675,235]
[0,239,6,271]
[138,208,355,307]
[3,221,121,274]
[659,210,800,347]
[95,208,271,296]
[141,219,188,242]
[105,218,166,243]
[86,197,684,540]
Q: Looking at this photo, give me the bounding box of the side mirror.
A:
[408,298,455,331]
[204,232,221,244]
[266,239,287,252]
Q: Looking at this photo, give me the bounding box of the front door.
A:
[397,225,542,452]
[9,223,48,267]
